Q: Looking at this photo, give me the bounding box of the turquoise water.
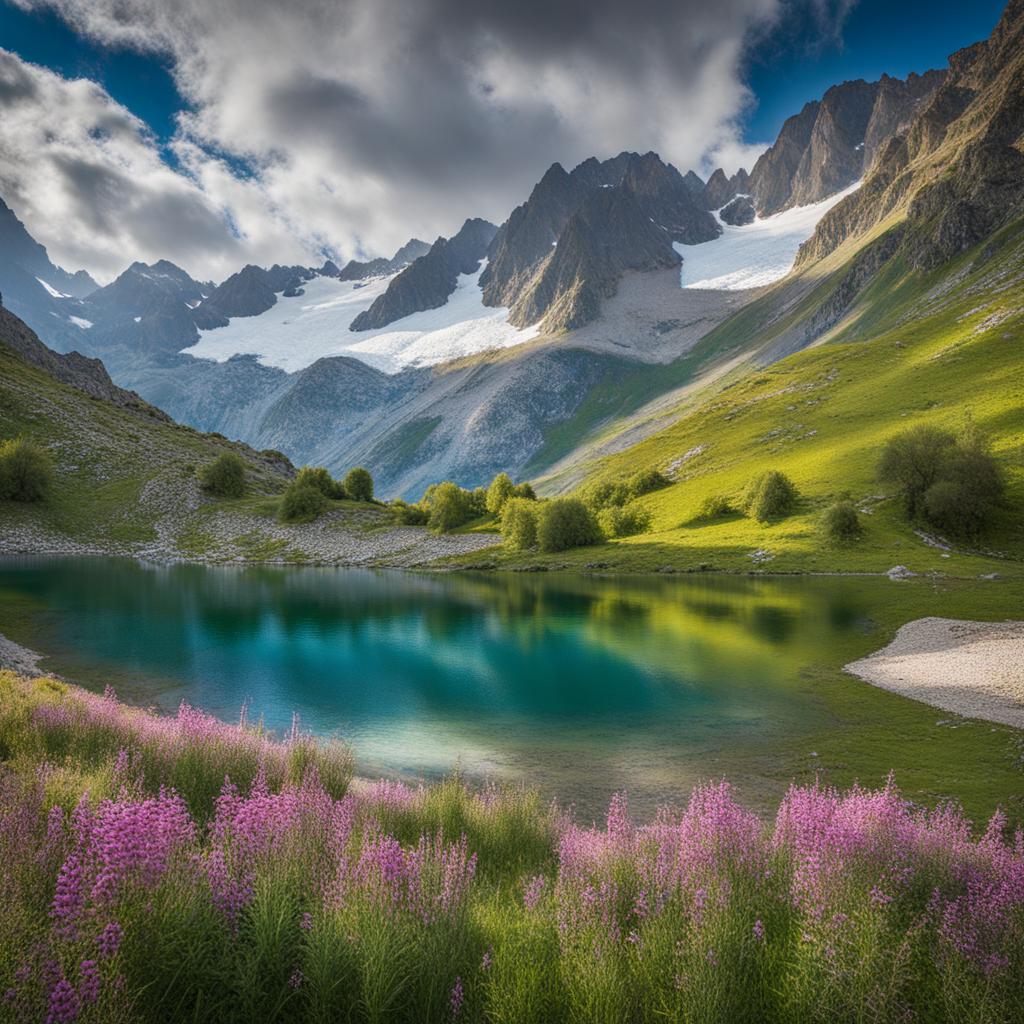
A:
[0,557,958,817]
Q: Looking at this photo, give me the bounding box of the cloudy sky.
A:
[0,0,1004,283]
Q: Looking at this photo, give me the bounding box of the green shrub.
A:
[598,502,652,538]
[536,498,603,552]
[343,466,374,502]
[486,472,515,515]
[922,445,1004,538]
[427,481,473,533]
[743,470,798,522]
[500,497,539,550]
[879,423,1005,537]
[295,466,345,499]
[0,437,54,502]
[512,481,537,501]
[468,486,488,519]
[629,468,670,497]
[198,452,245,497]
[821,500,863,543]
[696,494,734,520]
[878,426,956,517]
[279,482,328,523]
[392,499,430,525]
[583,480,631,510]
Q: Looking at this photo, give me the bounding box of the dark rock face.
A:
[702,168,750,210]
[747,101,821,215]
[718,195,756,226]
[193,265,280,328]
[617,152,720,244]
[349,219,497,331]
[863,71,947,168]
[681,170,705,194]
[508,187,680,332]
[799,0,1024,268]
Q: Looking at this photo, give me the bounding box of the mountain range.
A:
[1,0,1022,501]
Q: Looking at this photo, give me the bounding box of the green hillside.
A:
[476,217,1024,577]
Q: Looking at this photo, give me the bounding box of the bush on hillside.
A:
[598,502,652,539]
[821,500,863,543]
[743,470,798,523]
[427,481,473,533]
[879,422,1004,537]
[629,468,670,497]
[486,472,515,515]
[198,452,245,498]
[296,465,345,499]
[512,481,536,501]
[878,426,957,518]
[0,437,54,502]
[392,499,430,525]
[279,481,328,523]
[696,494,735,521]
[343,466,374,502]
[583,480,632,511]
[500,497,539,551]
[468,486,488,519]
[536,498,603,552]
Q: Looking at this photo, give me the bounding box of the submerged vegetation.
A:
[1,672,1022,1024]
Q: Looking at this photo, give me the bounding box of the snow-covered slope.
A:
[182,264,539,374]
[674,183,860,291]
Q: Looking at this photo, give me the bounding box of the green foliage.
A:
[743,470,798,523]
[879,424,1005,538]
[0,436,54,502]
[500,497,539,551]
[536,498,604,552]
[279,482,328,524]
[878,426,957,518]
[295,466,345,499]
[583,480,632,511]
[391,499,430,525]
[628,468,670,496]
[512,481,536,501]
[821,500,863,543]
[486,472,515,515]
[696,494,735,521]
[598,502,652,538]
[427,481,474,533]
[468,486,488,519]
[199,452,246,498]
[343,466,374,502]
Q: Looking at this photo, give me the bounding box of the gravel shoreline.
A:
[0,632,45,676]
[845,617,1024,728]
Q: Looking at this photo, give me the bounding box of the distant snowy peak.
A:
[676,183,861,291]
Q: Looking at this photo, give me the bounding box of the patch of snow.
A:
[36,277,69,299]
[68,315,93,329]
[182,263,540,374]
[133,316,142,323]
[675,183,861,291]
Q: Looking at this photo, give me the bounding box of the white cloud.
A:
[3,0,817,282]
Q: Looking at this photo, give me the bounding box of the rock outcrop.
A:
[718,195,756,226]
[349,219,497,331]
[336,238,431,281]
[702,168,751,210]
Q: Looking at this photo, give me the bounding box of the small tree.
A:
[199,452,245,498]
[583,480,631,510]
[486,472,515,515]
[501,497,539,551]
[598,502,652,538]
[878,426,955,517]
[279,482,328,523]
[629,468,670,497]
[296,466,345,499]
[743,470,798,523]
[512,481,536,501]
[392,499,430,525]
[0,437,54,502]
[696,494,734,520]
[427,481,472,533]
[536,498,603,552]
[821,500,863,543]
[344,467,374,502]
[923,445,1004,538]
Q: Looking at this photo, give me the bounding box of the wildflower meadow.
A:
[0,671,1022,1023]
